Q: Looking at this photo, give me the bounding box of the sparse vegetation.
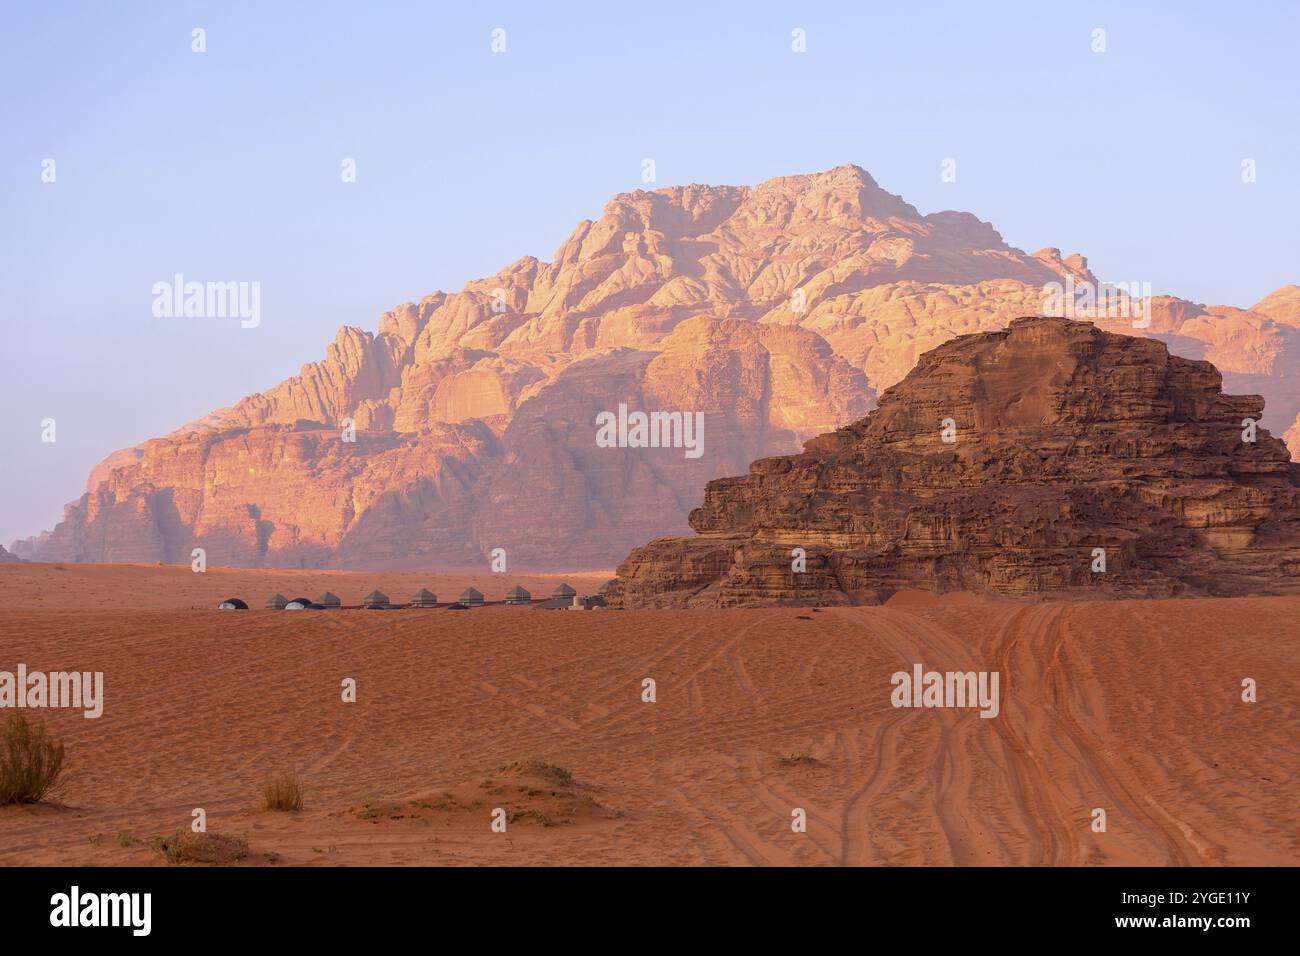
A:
[507,808,555,827]
[154,830,248,865]
[498,760,574,787]
[409,792,460,812]
[0,713,65,804]
[775,753,819,767]
[355,800,406,823]
[261,772,304,812]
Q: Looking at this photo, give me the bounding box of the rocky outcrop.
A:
[0,545,22,563]
[19,166,1300,568]
[607,318,1300,607]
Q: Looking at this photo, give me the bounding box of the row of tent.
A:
[218,582,610,611]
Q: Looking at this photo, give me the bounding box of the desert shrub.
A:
[500,760,574,787]
[774,753,819,767]
[0,713,65,804]
[261,772,304,812]
[154,830,248,865]
[507,808,555,827]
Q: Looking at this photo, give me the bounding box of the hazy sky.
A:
[2,0,1298,545]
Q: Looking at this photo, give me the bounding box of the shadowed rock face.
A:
[607,318,1300,607]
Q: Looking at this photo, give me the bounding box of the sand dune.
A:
[0,564,1295,865]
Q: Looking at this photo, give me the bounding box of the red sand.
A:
[0,563,1296,866]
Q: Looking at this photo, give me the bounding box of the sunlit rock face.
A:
[21,168,1299,568]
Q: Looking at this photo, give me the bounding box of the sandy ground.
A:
[0,562,614,611]
[0,563,1296,866]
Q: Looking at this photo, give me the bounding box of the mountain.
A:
[607,318,1300,607]
[18,167,1300,568]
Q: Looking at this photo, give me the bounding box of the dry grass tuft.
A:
[261,772,304,812]
[0,714,65,804]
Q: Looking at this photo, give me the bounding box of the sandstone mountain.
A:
[0,545,22,563]
[16,167,1300,568]
[608,318,1300,607]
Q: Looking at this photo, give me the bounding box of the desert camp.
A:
[409,589,438,608]
[362,590,391,609]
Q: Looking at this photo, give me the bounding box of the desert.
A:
[9,5,1300,941]
[1,562,1295,866]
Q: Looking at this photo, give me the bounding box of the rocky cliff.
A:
[17,166,1300,568]
[607,318,1300,606]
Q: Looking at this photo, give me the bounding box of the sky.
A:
[2,0,1298,546]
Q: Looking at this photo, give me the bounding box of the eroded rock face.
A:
[16,167,1300,567]
[607,318,1300,607]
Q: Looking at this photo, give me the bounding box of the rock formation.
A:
[16,167,1300,568]
[0,545,22,563]
[607,318,1300,607]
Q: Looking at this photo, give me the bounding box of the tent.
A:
[551,583,577,601]
[457,587,485,607]
[533,596,573,610]
[504,585,531,605]
[362,589,391,609]
[265,594,289,610]
[409,588,438,608]
[316,591,342,609]
[218,598,248,610]
[285,597,317,610]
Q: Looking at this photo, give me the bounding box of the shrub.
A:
[0,713,65,804]
[261,772,304,812]
[774,753,819,767]
[154,830,248,865]
[500,760,574,787]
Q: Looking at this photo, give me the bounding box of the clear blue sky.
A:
[2,0,1298,545]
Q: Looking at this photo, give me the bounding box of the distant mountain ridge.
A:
[14,166,1300,567]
